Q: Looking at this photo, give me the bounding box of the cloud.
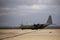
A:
[0,0,60,26]
[17,5,47,9]
[0,8,14,16]
[0,0,60,8]
[38,0,60,5]
[0,4,47,16]
[0,4,60,17]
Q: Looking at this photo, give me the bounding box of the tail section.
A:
[47,15,52,24]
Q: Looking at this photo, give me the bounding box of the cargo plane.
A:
[20,15,53,29]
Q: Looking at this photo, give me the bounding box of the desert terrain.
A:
[0,29,60,40]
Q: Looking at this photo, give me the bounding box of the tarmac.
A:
[0,29,60,40]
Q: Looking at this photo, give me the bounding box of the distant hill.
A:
[0,26,19,29]
[46,26,60,29]
[0,25,60,29]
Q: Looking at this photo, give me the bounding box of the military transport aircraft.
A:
[20,15,53,29]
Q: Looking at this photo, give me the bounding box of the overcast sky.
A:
[0,0,60,26]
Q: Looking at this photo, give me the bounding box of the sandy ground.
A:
[0,29,60,40]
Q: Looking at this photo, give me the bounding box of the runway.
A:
[0,29,60,40]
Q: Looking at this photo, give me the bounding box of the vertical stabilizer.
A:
[47,15,52,24]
